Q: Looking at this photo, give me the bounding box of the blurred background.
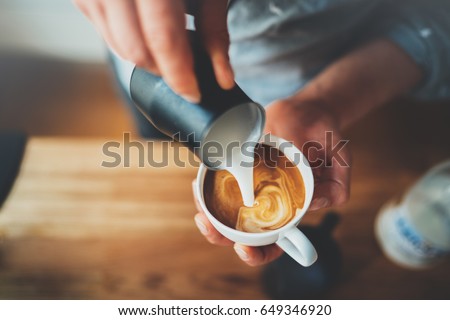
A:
[0,0,449,300]
[0,0,134,137]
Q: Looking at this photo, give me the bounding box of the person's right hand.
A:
[192,100,351,267]
[73,0,234,103]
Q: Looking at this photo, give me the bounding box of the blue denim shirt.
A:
[227,0,450,106]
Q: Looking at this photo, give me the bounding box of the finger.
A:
[72,0,91,16]
[194,213,234,246]
[310,151,351,211]
[104,0,158,72]
[196,0,234,90]
[310,177,350,211]
[136,0,201,103]
[77,1,117,51]
[234,243,284,266]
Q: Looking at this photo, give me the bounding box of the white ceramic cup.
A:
[194,134,317,267]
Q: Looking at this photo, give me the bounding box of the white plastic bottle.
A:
[375,160,450,268]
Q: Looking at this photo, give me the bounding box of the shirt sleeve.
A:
[377,0,450,99]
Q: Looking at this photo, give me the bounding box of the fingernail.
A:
[221,67,235,90]
[183,93,201,104]
[194,217,208,235]
[234,245,249,261]
[311,197,330,210]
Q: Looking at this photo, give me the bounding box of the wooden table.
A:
[0,100,449,299]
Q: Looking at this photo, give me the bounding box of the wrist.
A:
[293,38,422,129]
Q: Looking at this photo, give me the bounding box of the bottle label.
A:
[394,204,450,259]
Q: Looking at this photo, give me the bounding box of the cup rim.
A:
[195,133,314,239]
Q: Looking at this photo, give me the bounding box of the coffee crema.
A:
[204,144,305,233]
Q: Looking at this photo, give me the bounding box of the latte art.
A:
[204,144,305,233]
[237,167,301,232]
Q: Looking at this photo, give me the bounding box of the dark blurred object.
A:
[263,212,341,299]
[0,131,27,208]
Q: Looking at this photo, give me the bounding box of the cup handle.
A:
[276,227,318,267]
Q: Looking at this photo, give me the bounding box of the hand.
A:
[73,0,234,103]
[192,100,351,266]
[264,99,351,210]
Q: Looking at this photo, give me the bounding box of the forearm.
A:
[295,38,422,129]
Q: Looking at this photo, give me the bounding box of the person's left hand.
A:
[192,98,351,266]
